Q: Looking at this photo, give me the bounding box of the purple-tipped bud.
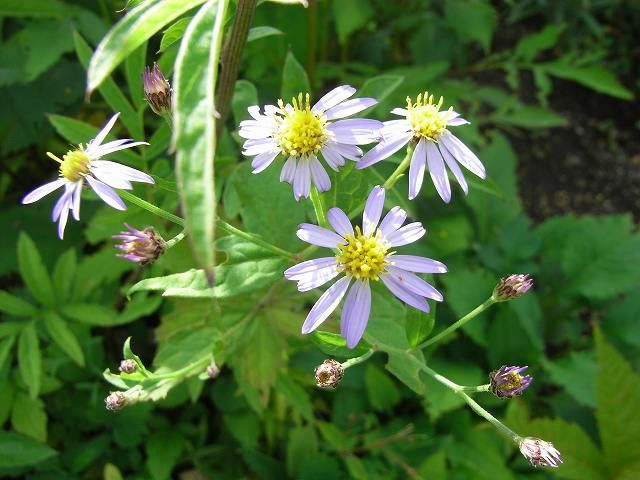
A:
[206,363,220,379]
[105,391,127,411]
[119,359,137,374]
[489,365,532,398]
[113,223,166,265]
[142,63,171,115]
[314,359,344,389]
[519,437,563,468]
[493,274,533,302]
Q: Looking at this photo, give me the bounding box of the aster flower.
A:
[113,223,166,265]
[142,63,171,116]
[238,85,382,200]
[285,185,447,348]
[493,274,533,302]
[489,365,532,398]
[357,92,486,203]
[21,113,153,239]
[519,437,563,468]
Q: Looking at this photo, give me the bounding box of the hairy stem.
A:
[341,349,374,370]
[310,186,328,227]
[164,230,186,249]
[382,143,414,190]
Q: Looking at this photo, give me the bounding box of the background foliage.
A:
[1,0,639,478]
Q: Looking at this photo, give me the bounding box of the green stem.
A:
[310,186,328,227]
[458,384,492,393]
[412,297,496,351]
[119,190,184,226]
[341,350,374,370]
[382,144,414,190]
[164,230,186,249]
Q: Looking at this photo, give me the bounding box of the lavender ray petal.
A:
[90,168,133,190]
[22,178,66,204]
[439,144,468,194]
[324,98,377,120]
[311,85,356,113]
[85,176,126,210]
[293,158,311,200]
[238,125,274,140]
[326,119,383,145]
[285,257,339,279]
[389,255,447,274]
[71,182,82,221]
[52,184,75,221]
[297,223,346,247]
[390,107,409,116]
[408,138,427,200]
[91,161,155,184]
[426,140,451,203]
[327,208,354,237]
[301,276,351,334]
[320,145,345,171]
[380,274,430,312]
[341,280,372,349]
[251,149,279,174]
[57,200,71,240]
[385,222,425,247]
[386,266,444,301]
[280,157,297,184]
[90,112,120,147]
[89,141,149,159]
[329,143,362,161]
[357,132,412,169]
[441,132,486,178]
[379,206,407,239]
[362,185,385,236]
[296,266,341,292]
[309,156,331,192]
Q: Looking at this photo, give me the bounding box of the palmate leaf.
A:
[173,0,228,281]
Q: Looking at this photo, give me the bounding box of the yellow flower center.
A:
[275,93,327,157]
[502,371,524,390]
[405,92,452,142]
[48,149,91,182]
[336,226,390,281]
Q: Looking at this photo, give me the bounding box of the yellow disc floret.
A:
[48,149,91,182]
[405,92,452,142]
[275,93,327,157]
[336,226,390,281]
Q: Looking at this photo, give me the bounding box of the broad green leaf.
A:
[542,61,633,100]
[73,32,143,139]
[514,25,563,61]
[357,74,404,115]
[129,237,286,298]
[595,329,640,474]
[0,336,16,370]
[18,323,41,398]
[286,427,318,478]
[444,0,497,51]
[0,0,67,17]
[492,106,567,128]
[153,325,217,372]
[52,248,76,304]
[276,373,313,421]
[0,291,37,317]
[418,450,447,480]
[247,26,283,43]
[0,432,56,468]
[281,50,310,100]
[145,430,185,480]
[159,17,192,52]
[602,294,640,349]
[43,311,85,366]
[405,306,435,348]
[231,79,259,124]
[87,0,206,93]
[323,162,379,217]
[18,232,55,306]
[11,392,47,442]
[317,421,351,451]
[331,0,373,45]
[61,303,116,326]
[364,364,401,411]
[311,331,371,358]
[173,0,228,279]
[543,350,596,408]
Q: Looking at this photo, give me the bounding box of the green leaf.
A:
[125,42,147,110]
[159,17,192,52]
[0,432,56,468]
[11,392,47,442]
[129,237,286,298]
[247,25,283,43]
[74,32,143,139]
[364,364,401,411]
[405,306,435,348]
[447,430,514,480]
[231,79,259,124]
[543,350,596,408]
[281,50,310,100]
[595,329,640,474]
[17,324,41,398]
[153,325,217,372]
[492,105,567,128]
[331,0,373,45]
[0,336,16,371]
[173,1,228,279]
[0,0,67,17]
[276,373,314,422]
[52,248,76,304]
[43,311,84,366]
[0,291,37,317]
[357,74,404,115]
[103,463,124,480]
[514,25,563,61]
[87,0,205,93]
[424,358,483,419]
[418,450,447,480]
[145,430,185,480]
[18,231,55,306]
[542,61,633,100]
[286,426,318,478]
[323,162,379,217]
[444,0,497,51]
[311,331,371,359]
[61,303,116,326]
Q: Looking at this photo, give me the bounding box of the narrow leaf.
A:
[52,249,77,304]
[43,312,85,366]
[17,232,55,306]
[0,432,56,468]
[0,291,37,317]
[18,324,41,399]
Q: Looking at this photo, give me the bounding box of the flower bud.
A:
[206,363,220,379]
[489,365,532,398]
[493,274,533,302]
[519,437,563,468]
[142,63,171,116]
[119,359,137,374]
[105,391,127,411]
[314,359,344,389]
[113,223,166,265]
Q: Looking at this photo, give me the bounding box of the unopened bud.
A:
[493,274,533,302]
[142,63,171,116]
[113,223,166,265]
[105,391,127,411]
[519,437,563,468]
[489,365,532,398]
[314,359,344,389]
[206,363,220,379]
[119,359,137,374]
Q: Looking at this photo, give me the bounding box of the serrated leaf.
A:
[542,61,633,100]
[281,50,310,100]
[87,0,206,93]
[0,432,56,468]
[514,25,563,61]
[18,324,41,398]
[173,1,228,280]
[43,311,84,366]
[543,350,596,408]
[18,232,55,306]
[0,291,37,317]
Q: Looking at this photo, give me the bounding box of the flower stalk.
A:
[382,144,415,191]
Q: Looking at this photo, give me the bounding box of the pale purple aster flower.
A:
[238,85,382,200]
[489,365,532,398]
[285,185,447,348]
[21,113,153,239]
[519,437,563,468]
[357,92,486,203]
[113,223,166,265]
